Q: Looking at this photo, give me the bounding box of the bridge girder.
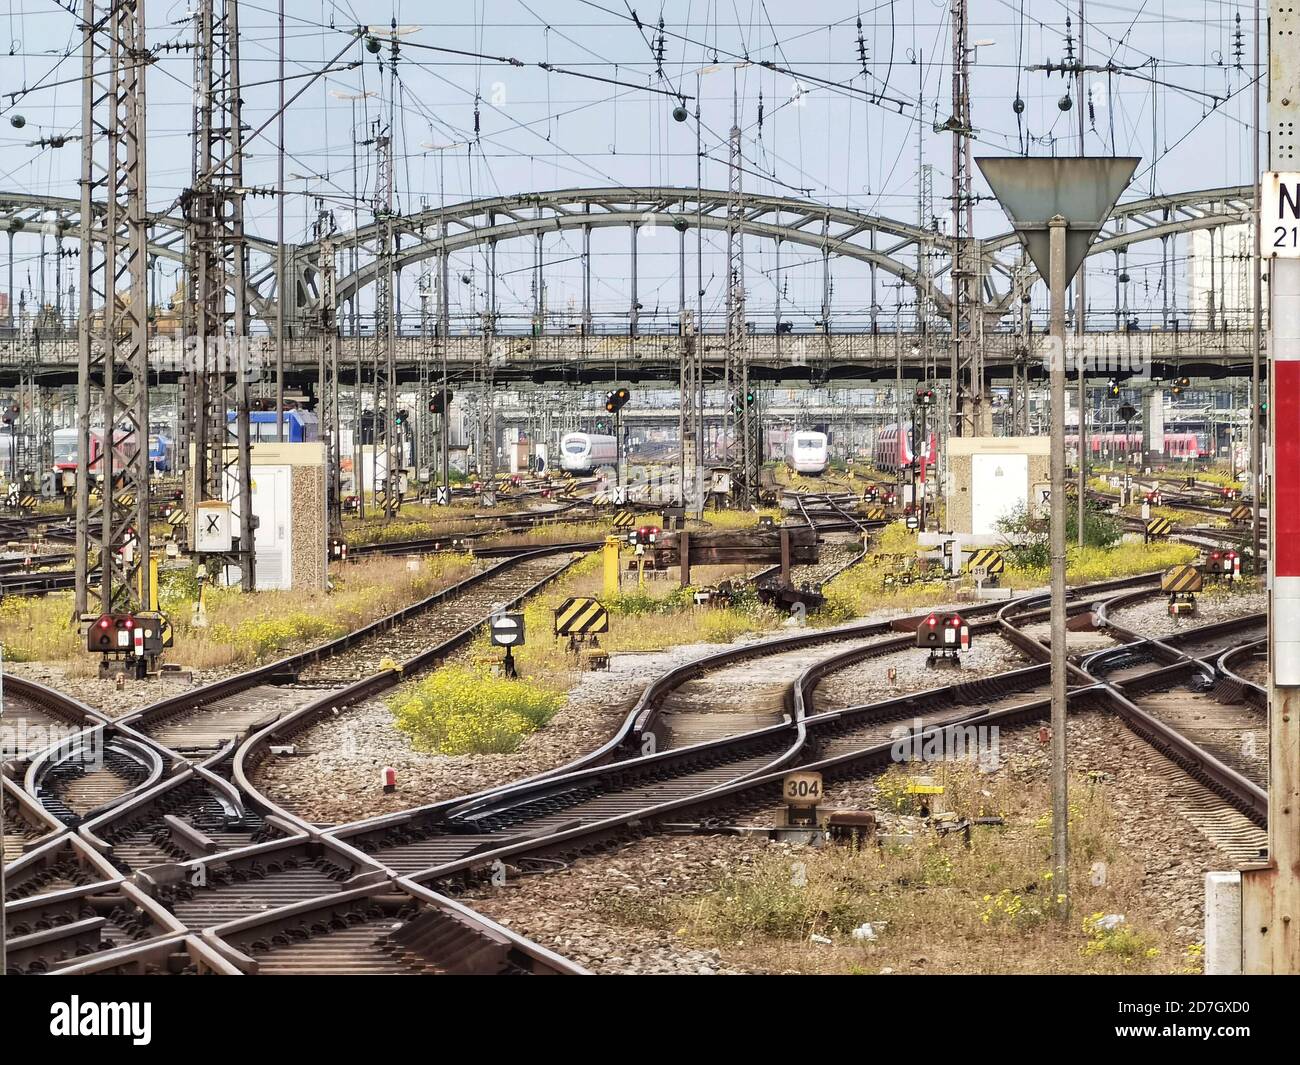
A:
[0,184,1257,328]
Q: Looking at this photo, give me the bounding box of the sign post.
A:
[1243,72,1300,965]
[977,155,1138,921]
[489,612,525,678]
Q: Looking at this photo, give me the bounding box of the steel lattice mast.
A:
[316,206,341,533]
[75,0,152,616]
[947,0,983,437]
[371,129,397,516]
[182,0,255,589]
[725,78,756,508]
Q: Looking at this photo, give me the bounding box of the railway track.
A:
[5,565,1266,975]
[361,586,1258,892]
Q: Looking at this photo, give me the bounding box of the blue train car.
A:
[229,409,319,443]
[149,432,174,473]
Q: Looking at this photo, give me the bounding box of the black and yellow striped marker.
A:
[1230,504,1251,522]
[1161,564,1203,593]
[166,509,187,527]
[966,548,1006,575]
[611,509,635,529]
[554,596,610,636]
[863,505,885,521]
[115,491,135,508]
[1146,517,1173,539]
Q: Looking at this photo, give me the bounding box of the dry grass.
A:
[482,521,611,549]
[0,551,478,675]
[598,760,1191,975]
[462,551,785,688]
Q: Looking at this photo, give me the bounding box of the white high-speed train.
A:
[560,432,618,472]
[785,430,829,475]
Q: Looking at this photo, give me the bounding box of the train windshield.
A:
[793,434,822,450]
[563,438,588,454]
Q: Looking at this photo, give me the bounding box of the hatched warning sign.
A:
[1161,565,1203,593]
[611,509,635,529]
[1146,517,1173,539]
[554,596,610,636]
[1230,503,1251,522]
[166,508,187,527]
[863,505,886,521]
[966,548,1006,575]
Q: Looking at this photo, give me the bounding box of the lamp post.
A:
[978,155,1139,920]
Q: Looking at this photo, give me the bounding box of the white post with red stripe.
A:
[1244,140,1300,964]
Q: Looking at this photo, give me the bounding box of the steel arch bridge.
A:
[0,183,1256,329]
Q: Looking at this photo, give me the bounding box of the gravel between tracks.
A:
[1107,588,1266,638]
[813,635,1032,711]
[254,638,744,824]
[4,661,234,718]
[253,599,1009,827]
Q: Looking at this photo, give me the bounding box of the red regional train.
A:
[1064,431,1206,460]
[872,423,938,475]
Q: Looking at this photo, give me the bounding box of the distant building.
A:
[1186,224,1265,328]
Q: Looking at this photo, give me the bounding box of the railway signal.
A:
[627,524,659,547]
[1206,549,1242,582]
[427,389,453,415]
[914,385,936,407]
[1107,380,1122,398]
[605,388,630,414]
[916,611,970,669]
[730,389,757,415]
[85,611,164,678]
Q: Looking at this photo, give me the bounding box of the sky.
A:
[0,1,1265,333]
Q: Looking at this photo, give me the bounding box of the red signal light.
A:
[926,614,937,627]
[1227,551,1237,559]
[98,617,110,629]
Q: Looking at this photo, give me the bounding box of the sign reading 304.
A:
[1263,172,1300,257]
